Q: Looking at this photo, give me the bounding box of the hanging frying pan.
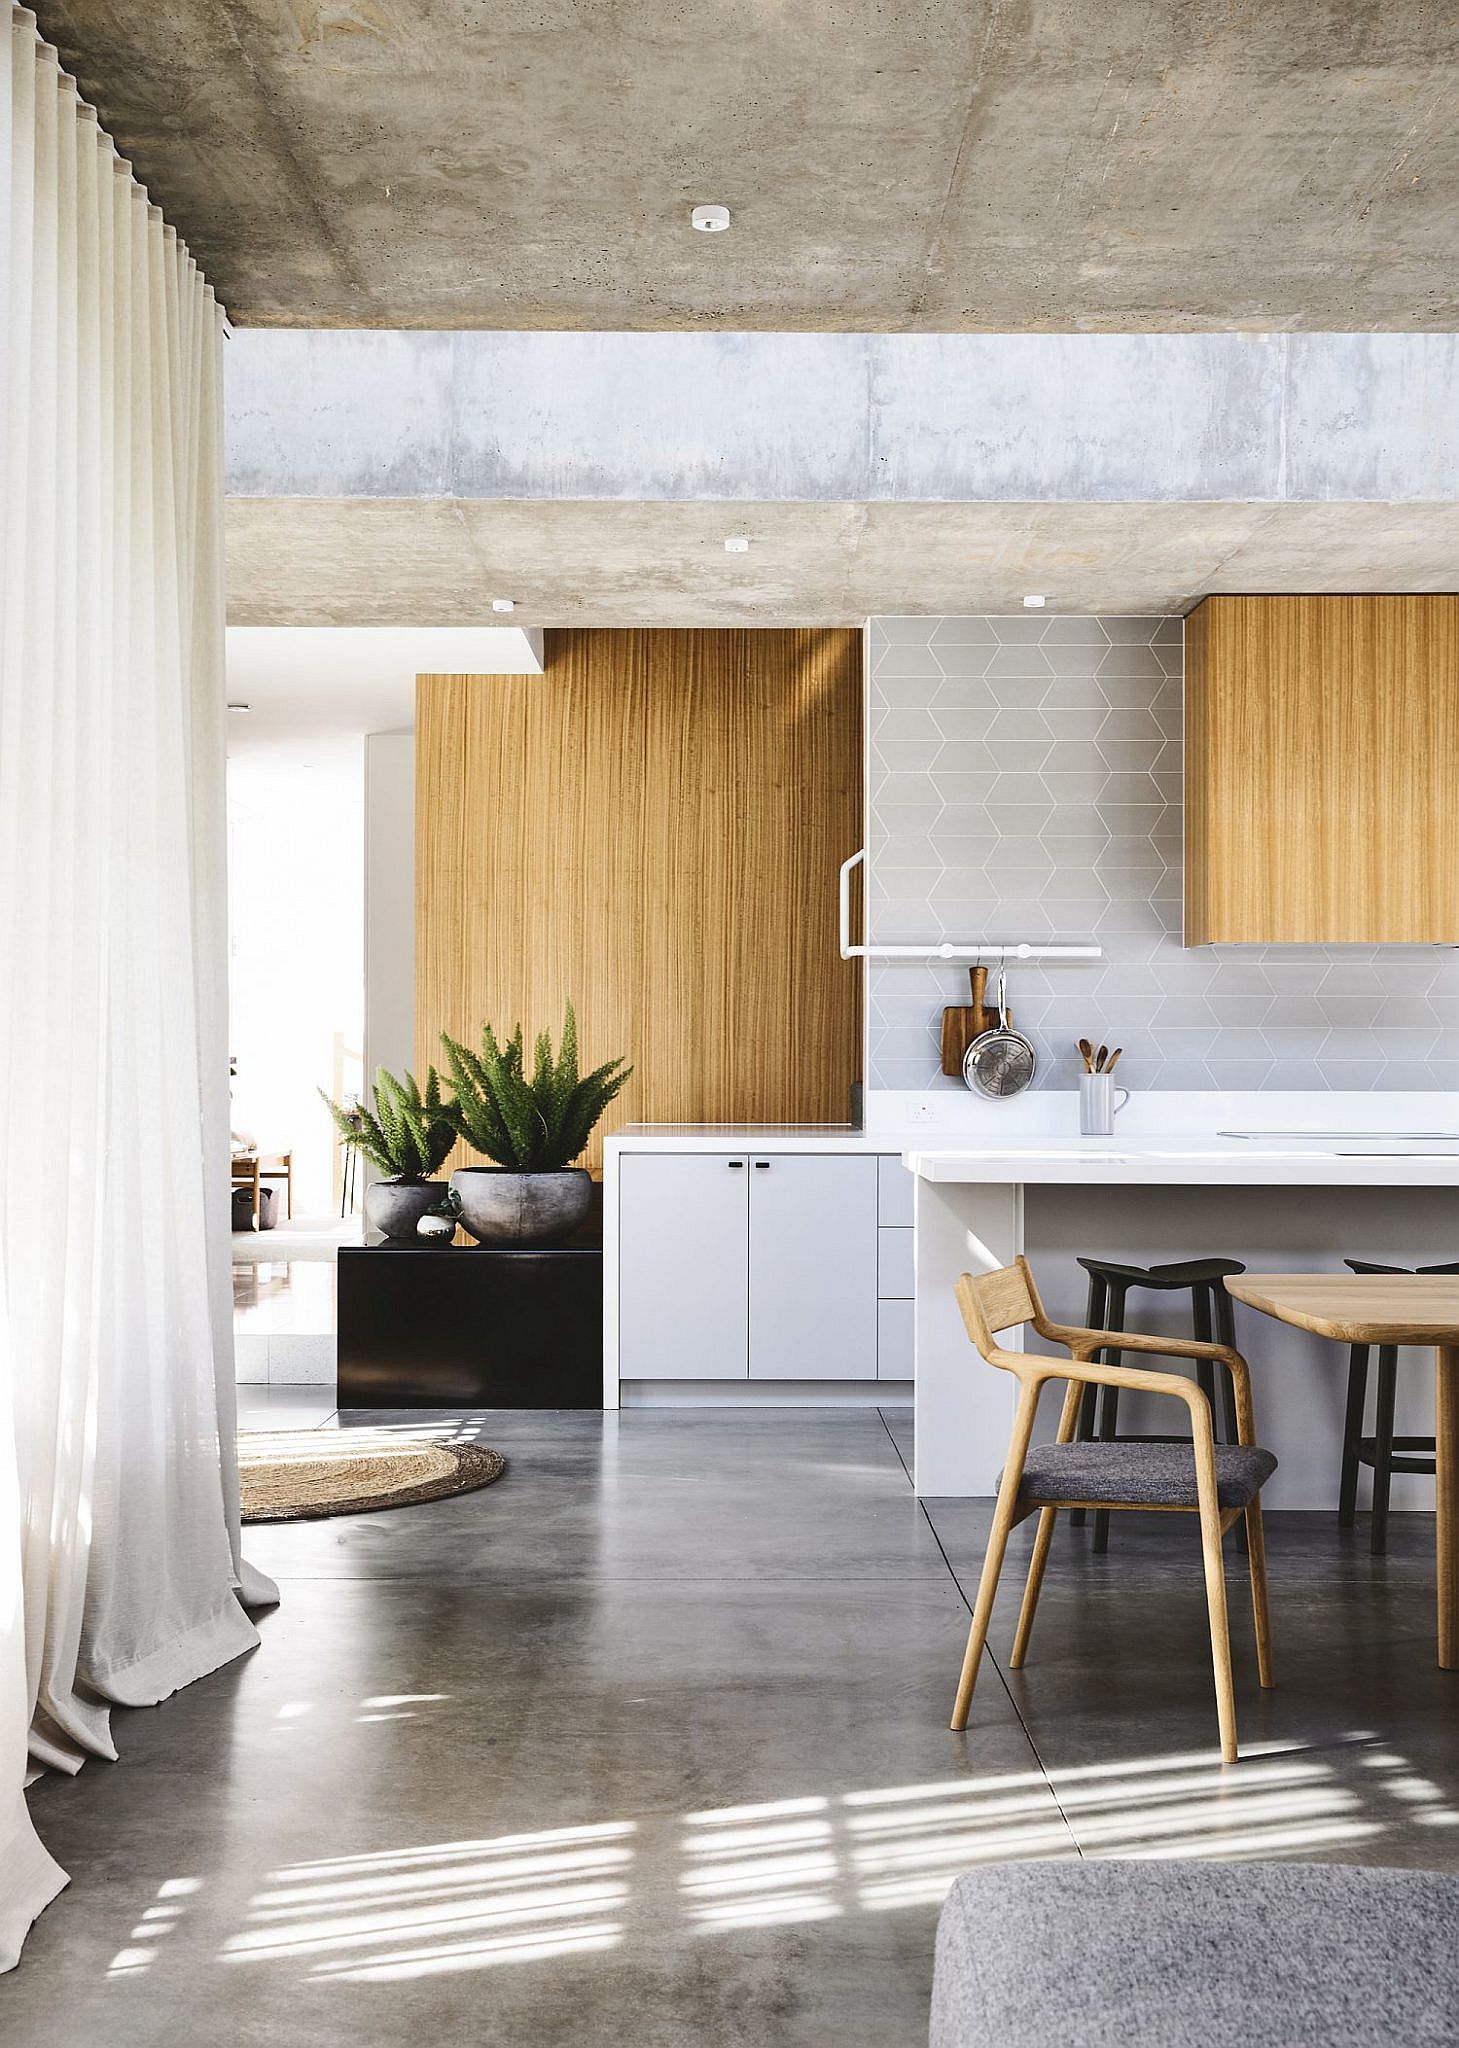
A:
[962,970,1037,1097]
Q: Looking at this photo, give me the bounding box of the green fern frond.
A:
[440,1004,631,1171]
[319,1063,456,1181]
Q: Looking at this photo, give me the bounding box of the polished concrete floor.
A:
[12,1399,1459,2045]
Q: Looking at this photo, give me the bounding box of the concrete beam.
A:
[226,331,1459,505]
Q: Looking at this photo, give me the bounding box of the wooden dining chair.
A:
[950,1257,1277,1764]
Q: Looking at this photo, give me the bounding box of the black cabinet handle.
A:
[727,1159,744,1169]
[753,1160,770,1170]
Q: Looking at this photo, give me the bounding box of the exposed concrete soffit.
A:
[224,499,1459,630]
[227,331,1459,505]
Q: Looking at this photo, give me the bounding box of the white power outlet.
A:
[908,1102,936,1124]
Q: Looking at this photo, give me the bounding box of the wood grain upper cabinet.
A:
[1184,596,1459,944]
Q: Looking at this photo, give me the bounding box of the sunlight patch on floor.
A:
[205,1734,1459,1980]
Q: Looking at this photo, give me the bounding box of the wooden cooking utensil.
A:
[1078,1038,1094,1072]
[940,965,995,1077]
[1094,1043,1109,1073]
[1105,1047,1123,1074]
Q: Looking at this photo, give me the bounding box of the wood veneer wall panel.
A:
[1184,595,1459,944]
[416,628,863,1171]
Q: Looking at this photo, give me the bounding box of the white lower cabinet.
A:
[747,1154,879,1379]
[618,1153,750,1379]
[877,1299,914,1380]
[617,1149,912,1385]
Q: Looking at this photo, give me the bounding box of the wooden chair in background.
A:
[951,1256,1276,1764]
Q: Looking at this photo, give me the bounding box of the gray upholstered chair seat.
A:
[999,1439,1277,1510]
[931,1860,1459,2047]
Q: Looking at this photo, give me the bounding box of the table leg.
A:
[1438,1345,1459,1671]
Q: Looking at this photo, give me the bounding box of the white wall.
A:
[227,739,364,1217]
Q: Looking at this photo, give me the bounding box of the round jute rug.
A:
[239,1429,507,1523]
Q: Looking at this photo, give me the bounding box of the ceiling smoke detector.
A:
[491,598,516,613]
[724,535,751,553]
[1022,594,1046,609]
[691,204,731,233]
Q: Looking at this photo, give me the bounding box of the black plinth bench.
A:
[336,1241,603,1408]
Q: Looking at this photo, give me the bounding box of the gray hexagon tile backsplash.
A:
[866,616,1459,1093]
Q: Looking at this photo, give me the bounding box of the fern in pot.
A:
[321,1067,457,1242]
[441,1005,630,1246]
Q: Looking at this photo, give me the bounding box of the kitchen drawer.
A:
[877,1154,915,1227]
[877,1299,913,1381]
[877,1226,914,1300]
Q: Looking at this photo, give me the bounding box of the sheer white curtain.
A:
[0,5,275,1968]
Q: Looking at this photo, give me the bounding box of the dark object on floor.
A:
[239,1429,505,1522]
[231,1183,279,1231]
[1073,1254,1247,1552]
[337,1236,603,1407]
[1340,1256,1459,1551]
[930,1859,1459,2047]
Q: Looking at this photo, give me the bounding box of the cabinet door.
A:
[748,1155,879,1379]
[618,1155,749,1380]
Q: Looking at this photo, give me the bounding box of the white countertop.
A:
[609,1104,1459,1185]
[907,1135,1459,1186]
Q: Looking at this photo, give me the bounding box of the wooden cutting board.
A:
[940,966,995,1077]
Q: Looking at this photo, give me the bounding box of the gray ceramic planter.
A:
[365,1177,448,1243]
[450,1166,592,1247]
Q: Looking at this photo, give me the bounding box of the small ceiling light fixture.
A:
[1022,593,1046,609]
[691,204,731,233]
[226,701,250,711]
[491,598,516,613]
[723,535,751,553]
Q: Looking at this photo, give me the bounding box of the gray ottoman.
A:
[931,1860,1459,2046]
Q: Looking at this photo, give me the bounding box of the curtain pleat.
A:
[0,6,276,1968]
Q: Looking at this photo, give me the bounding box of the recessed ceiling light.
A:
[226,702,250,711]
[691,204,731,233]
[724,535,751,553]
[491,598,516,613]
[1022,594,1046,609]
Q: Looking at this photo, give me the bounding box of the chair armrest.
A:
[1039,1321,1237,1367]
[1023,1349,1211,1415]
[1033,1327,1257,1446]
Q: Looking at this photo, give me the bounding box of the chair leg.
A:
[1212,1287,1243,1448]
[1339,1344,1370,1529]
[1198,1509,1238,1765]
[1009,1507,1058,1669]
[1371,1347,1399,1555]
[1245,1499,1274,1689]
[952,1389,1040,1731]
[1071,1273,1107,1529]
[1091,1284,1125,1554]
[1192,1416,1238,1763]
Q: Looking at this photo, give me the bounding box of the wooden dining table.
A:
[1225,1272,1459,1670]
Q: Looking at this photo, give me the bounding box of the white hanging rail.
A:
[838,850,1102,964]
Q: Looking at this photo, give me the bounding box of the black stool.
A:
[1339,1257,1459,1553]
[1072,1256,1248,1553]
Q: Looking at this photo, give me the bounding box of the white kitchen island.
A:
[906,1123,1459,1497]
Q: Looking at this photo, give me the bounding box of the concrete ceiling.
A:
[32,3,1459,331]
[224,498,1459,628]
